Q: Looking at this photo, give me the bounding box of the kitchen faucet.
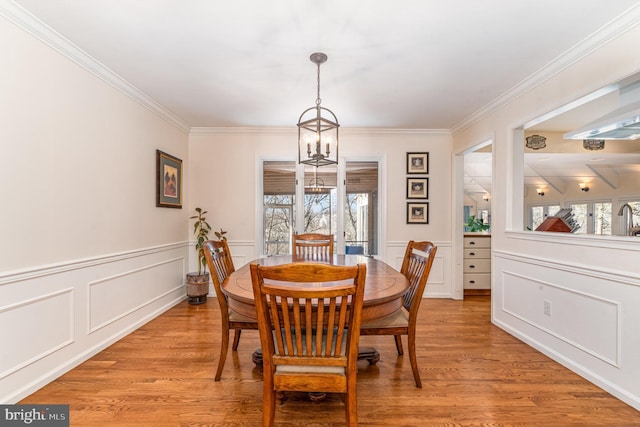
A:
[617,203,635,236]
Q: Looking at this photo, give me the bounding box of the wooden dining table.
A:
[223,254,410,365]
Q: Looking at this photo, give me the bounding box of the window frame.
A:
[258,155,385,258]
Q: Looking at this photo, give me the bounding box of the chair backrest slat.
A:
[203,239,236,311]
[292,233,334,259]
[399,241,437,313]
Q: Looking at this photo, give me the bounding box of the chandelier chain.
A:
[316,62,322,106]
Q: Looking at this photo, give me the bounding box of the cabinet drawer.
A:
[463,258,491,273]
[464,248,491,259]
[464,236,491,248]
[463,273,491,289]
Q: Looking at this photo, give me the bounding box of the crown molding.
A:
[0,0,191,134]
[451,3,640,136]
[343,127,451,136]
[190,126,451,136]
[190,126,295,135]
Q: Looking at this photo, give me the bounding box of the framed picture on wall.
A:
[407,177,428,199]
[407,202,429,224]
[407,152,429,174]
[156,150,182,208]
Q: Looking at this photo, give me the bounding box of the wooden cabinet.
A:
[463,234,491,290]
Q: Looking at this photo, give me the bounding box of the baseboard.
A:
[464,289,491,297]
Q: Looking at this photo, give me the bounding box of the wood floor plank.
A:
[20,296,640,426]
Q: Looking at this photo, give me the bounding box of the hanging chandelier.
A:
[306,168,327,194]
[297,52,339,168]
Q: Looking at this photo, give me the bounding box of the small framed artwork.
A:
[156,150,182,208]
[407,202,429,224]
[407,152,429,174]
[407,177,428,199]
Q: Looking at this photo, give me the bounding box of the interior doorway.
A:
[455,140,493,298]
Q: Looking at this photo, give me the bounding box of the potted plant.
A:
[464,214,490,232]
[187,207,213,305]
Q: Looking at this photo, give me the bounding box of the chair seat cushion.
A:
[360,307,409,329]
[276,365,345,374]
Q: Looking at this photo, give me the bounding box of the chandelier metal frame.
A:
[297,52,339,168]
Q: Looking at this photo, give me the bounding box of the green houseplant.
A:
[464,214,490,232]
[186,207,213,305]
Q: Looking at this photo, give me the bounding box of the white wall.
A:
[188,128,456,298]
[453,24,640,410]
[0,14,189,402]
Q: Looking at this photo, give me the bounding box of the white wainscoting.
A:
[0,242,189,403]
[493,251,640,410]
[386,240,453,299]
[225,240,256,271]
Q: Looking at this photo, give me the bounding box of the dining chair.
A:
[292,233,334,259]
[203,240,258,381]
[250,261,367,427]
[360,240,437,388]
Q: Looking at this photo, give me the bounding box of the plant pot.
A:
[186,272,210,305]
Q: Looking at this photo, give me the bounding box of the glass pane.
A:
[631,201,640,226]
[303,165,337,240]
[263,161,296,255]
[569,203,587,234]
[345,161,378,255]
[594,202,612,235]
[531,206,544,230]
[531,204,563,231]
[618,201,640,236]
[547,205,561,217]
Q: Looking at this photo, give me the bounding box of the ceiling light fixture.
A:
[306,168,327,194]
[583,139,605,151]
[298,52,339,168]
[579,183,589,192]
[525,135,547,150]
[537,188,545,196]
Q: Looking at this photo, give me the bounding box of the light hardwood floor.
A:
[21,296,640,426]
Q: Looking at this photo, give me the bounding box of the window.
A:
[263,161,295,255]
[617,200,640,236]
[568,202,612,235]
[529,204,560,230]
[568,203,587,234]
[345,161,378,255]
[303,165,337,237]
[529,201,612,235]
[262,159,380,256]
[593,202,612,235]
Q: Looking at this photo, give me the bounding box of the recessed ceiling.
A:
[8,0,640,129]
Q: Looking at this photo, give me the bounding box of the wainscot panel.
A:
[386,240,452,298]
[501,270,619,366]
[0,289,74,380]
[493,251,640,411]
[0,243,188,403]
[89,258,184,333]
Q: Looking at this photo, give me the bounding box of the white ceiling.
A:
[8,0,640,130]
